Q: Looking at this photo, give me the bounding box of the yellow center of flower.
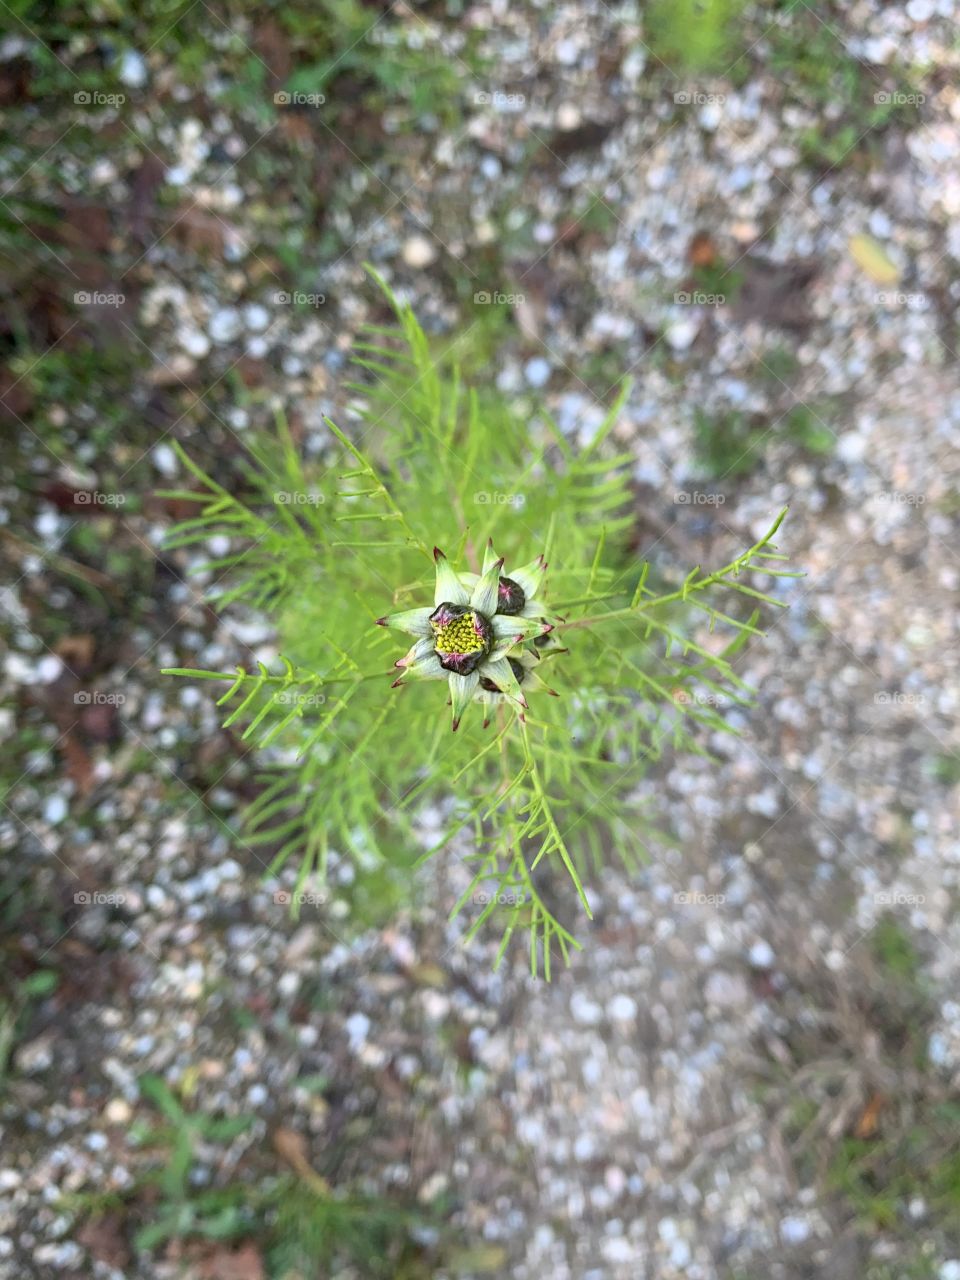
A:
[432,610,485,655]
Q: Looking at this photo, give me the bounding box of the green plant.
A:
[0,969,58,1090]
[930,752,960,788]
[693,408,762,477]
[266,1184,440,1279]
[693,401,834,478]
[282,0,476,129]
[766,11,922,170]
[163,270,797,976]
[130,1075,255,1249]
[74,1077,444,1272]
[870,915,923,986]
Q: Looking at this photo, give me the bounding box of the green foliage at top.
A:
[163,270,797,976]
[645,0,750,74]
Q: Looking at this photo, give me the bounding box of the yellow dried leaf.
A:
[848,234,899,284]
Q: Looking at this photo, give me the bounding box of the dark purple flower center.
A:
[496,576,526,616]
[429,602,493,675]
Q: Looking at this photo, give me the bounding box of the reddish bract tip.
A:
[482,718,491,730]
[451,717,461,732]
[375,617,388,626]
[390,677,405,688]
[495,557,505,570]
[433,546,445,562]
[546,688,559,697]
[541,623,554,634]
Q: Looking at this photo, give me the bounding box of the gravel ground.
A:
[3,1,960,1277]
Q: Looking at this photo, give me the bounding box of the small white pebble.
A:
[401,235,437,268]
[179,328,210,359]
[524,357,551,388]
[43,795,68,825]
[749,940,775,968]
[152,444,178,477]
[780,1215,810,1244]
[344,1012,370,1047]
[209,307,243,344]
[118,49,148,88]
[244,303,270,332]
[607,993,638,1021]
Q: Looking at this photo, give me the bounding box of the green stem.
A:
[557,508,789,632]
[161,667,389,686]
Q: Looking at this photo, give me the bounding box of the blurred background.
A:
[2,1,960,1277]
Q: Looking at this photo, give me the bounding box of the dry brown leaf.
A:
[689,231,717,268]
[853,1091,887,1139]
[76,1214,131,1269]
[273,1126,330,1195]
[197,1243,264,1280]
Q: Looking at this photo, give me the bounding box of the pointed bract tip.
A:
[483,718,491,730]
[486,536,494,549]
[555,614,567,623]
[518,695,528,708]
[541,623,554,634]
[433,546,445,562]
[375,616,388,626]
[394,658,406,668]
[547,688,560,697]
[451,717,461,732]
[390,677,405,688]
[495,556,505,570]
